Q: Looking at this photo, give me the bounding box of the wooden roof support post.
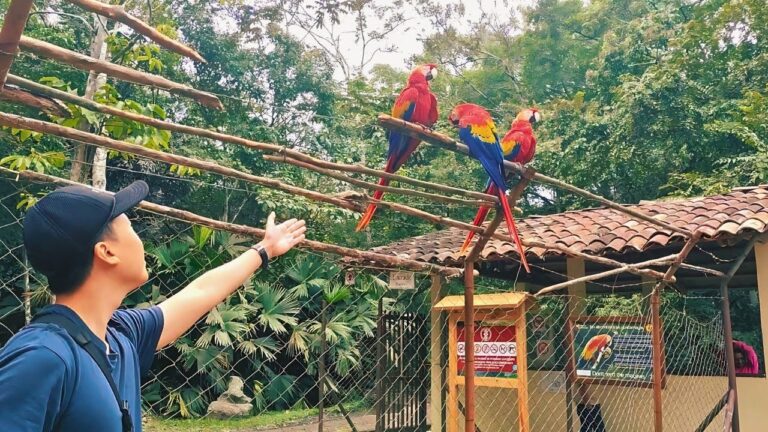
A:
[649,231,703,432]
[4,168,464,277]
[18,37,223,109]
[719,235,763,432]
[378,115,693,237]
[65,0,207,63]
[430,274,447,432]
[0,0,33,87]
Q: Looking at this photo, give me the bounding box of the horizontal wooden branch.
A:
[18,36,223,109]
[6,74,497,204]
[534,255,678,297]
[0,112,363,212]
[0,84,69,116]
[678,262,726,278]
[263,154,490,207]
[0,0,34,87]
[66,0,206,63]
[2,168,463,277]
[378,114,694,237]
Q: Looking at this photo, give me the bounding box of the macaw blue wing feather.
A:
[459,126,508,193]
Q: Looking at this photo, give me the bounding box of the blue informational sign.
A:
[573,320,654,383]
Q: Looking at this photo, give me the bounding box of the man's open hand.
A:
[261,212,306,258]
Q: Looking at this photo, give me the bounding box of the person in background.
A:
[733,340,760,375]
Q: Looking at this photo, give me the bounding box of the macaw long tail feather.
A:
[355,178,389,231]
[498,191,531,273]
[459,182,498,255]
[459,206,492,254]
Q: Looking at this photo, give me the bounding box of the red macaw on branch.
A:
[448,103,531,273]
[459,108,540,255]
[355,64,439,231]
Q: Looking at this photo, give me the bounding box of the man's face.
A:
[735,351,746,368]
[99,214,148,290]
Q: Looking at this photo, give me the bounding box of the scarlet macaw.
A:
[355,64,439,231]
[459,108,540,255]
[581,334,613,369]
[448,103,530,273]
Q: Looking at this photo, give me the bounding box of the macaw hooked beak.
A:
[449,115,459,126]
[426,68,437,81]
[530,111,541,124]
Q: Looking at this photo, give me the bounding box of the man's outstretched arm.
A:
[156,213,306,349]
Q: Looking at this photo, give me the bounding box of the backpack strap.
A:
[33,313,133,432]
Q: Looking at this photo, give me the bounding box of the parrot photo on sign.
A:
[355,64,439,231]
[459,108,540,255]
[448,103,530,273]
[581,334,614,369]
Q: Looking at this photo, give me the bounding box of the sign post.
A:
[434,292,533,432]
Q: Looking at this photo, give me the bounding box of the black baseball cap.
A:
[23,181,149,278]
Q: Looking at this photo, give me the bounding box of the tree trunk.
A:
[70,14,108,185]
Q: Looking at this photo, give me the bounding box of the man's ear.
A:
[93,240,120,266]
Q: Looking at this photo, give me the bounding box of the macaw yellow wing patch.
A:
[469,121,497,144]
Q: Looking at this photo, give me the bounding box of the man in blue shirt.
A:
[0,181,306,431]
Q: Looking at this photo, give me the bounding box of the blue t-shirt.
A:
[0,304,164,432]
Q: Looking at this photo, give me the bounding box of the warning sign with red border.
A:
[457,324,518,378]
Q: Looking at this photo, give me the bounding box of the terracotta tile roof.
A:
[371,185,768,265]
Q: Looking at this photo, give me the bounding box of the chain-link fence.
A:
[0,176,734,432]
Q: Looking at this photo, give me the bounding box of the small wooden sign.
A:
[389,271,415,290]
[344,270,356,286]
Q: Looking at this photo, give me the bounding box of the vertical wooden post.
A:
[651,287,663,432]
[447,313,459,432]
[565,257,586,432]
[430,274,446,432]
[720,276,740,432]
[376,297,385,432]
[464,260,476,432]
[318,299,327,432]
[720,236,762,432]
[516,305,530,432]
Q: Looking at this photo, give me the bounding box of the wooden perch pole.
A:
[378,114,694,238]
[18,36,223,109]
[3,168,463,277]
[65,0,206,63]
[263,155,492,207]
[6,74,497,203]
[0,112,361,212]
[534,254,678,297]
[0,0,33,87]
[0,84,68,116]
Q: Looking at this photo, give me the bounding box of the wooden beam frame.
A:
[378,114,694,237]
[65,0,207,63]
[0,0,33,87]
[2,168,464,277]
[18,36,223,109]
[534,254,678,297]
[263,154,494,207]
[0,84,68,116]
[6,74,498,204]
[0,108,673,283]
